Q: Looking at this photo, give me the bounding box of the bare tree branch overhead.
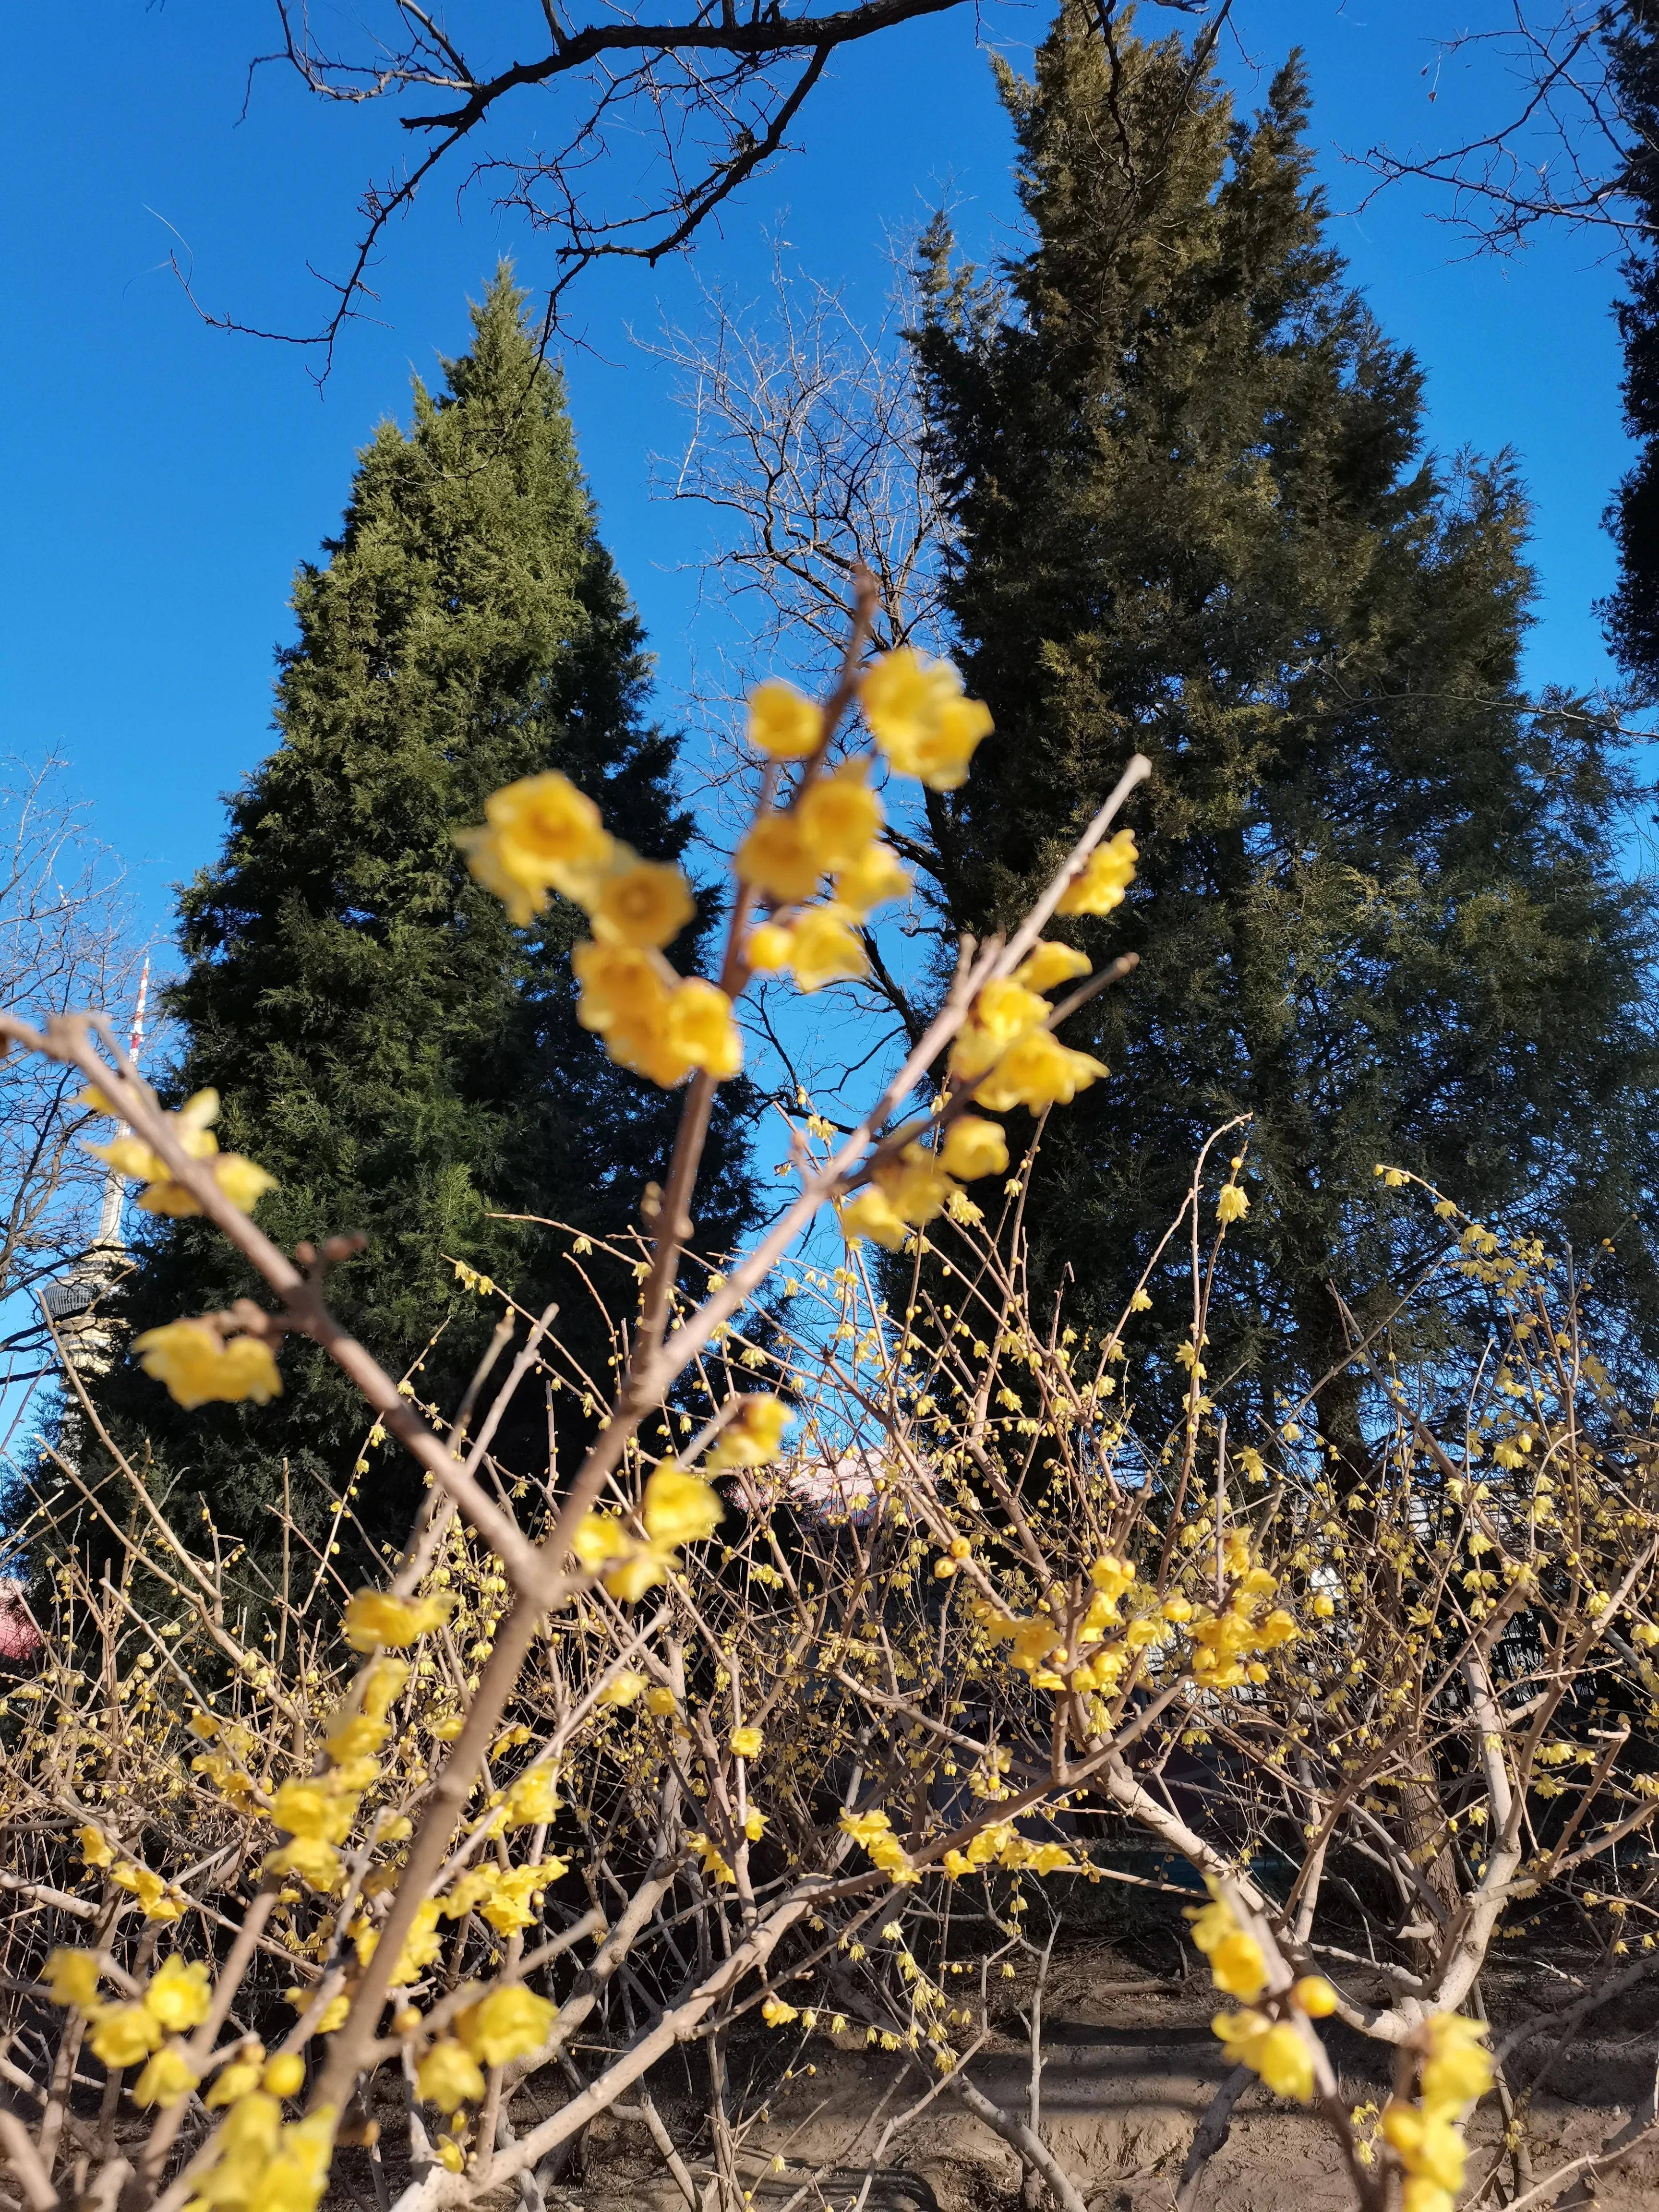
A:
[191,1,1238,371]
[1353,4,1655,254]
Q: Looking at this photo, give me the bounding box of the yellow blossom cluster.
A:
[947,948,1116,1117]
[1182,1533,1298,1690]
[46,1948,210,2107]
[457,769,741,1087]
[82,1084,277,1219]
[1381,2015,1493,2212]
[973,1553,1149,1696]
[840,1114,1011,1251]
[858,650,992,790]
[261,1659,410,1893]
[132,1320,283,1412]
[415,1984,558,2113]
[183,2092,335,2212]
[572,1459,728,1601]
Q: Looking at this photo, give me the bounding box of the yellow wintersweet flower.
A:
[590,853,695,950]
[111,1864,186,1921]
[1187,1889,1267,2001]
[572,940,675,1034]
[833,841,912,916]
[455,1985,556,2067]
[269,1781,357,1846]
[417,2037,486,2113]
[783,904,868,993]
[646,1685,677,1716]
[137,1152,277,1218]
[840,1187,910,1250]
[90,2003,164,2068]
[664,978,743,1080]
[730,1726,763,1759]
[480,1862,564,1935]
[79,1825,114,1868]
[599,1671,647,1707]
[736,812,823,904]
[1055,828,1137,916]
[503,1766,559,1828]
[1212,2009,1314,2102]
[133,1321,282,1411]
[134,2045,200,2107]
[703,1395,790,1474]
[1012,940,1091,993]
[205,2053,266,2108]
[264,1837,343,1893]
[143,1956,213,2032]
[871,1149,952,1229]
[1419,2012,1492,2115]
[940,1116,1009,1183]
[263,2053,306,2098]
[1382,2099,1468,2196]
[748,678,822,759]
[457,770,614,923]
[1216,1182,1249,1225]
[1292,1976,1339,2019]
[45,1948,101,2011]
[793,759,882,872]
[974,1032,1109,1116]
[761,1996,799,2027]
[342,1589,453,1652]
[745,920,794,971]
[645,1463,726,1545]
[860,649,992,789]
[948,979,1049,1083]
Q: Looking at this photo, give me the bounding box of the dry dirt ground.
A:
[531,1940,1659,2212]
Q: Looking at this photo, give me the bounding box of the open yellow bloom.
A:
[79,1825,114,1867]
[504,1765,559,1828]
[1013,940,1091,993]
[417,2039,485,2114]
[1382,2100,1468,2195]
[134,1321,282,1411]
[458,770,614,923]
[91,2003,164,2068]
[1216,1182,1249,1225]
[872,1149,952,1228]
[456,1985,557,2067]
[205,2054,266,2109]
[783,904,868,993]
[572,940,675,1034]
[833,841,912,916]
[730,1726,763,1758]
[664,979,743,1080]
[1212,2009,1314,2102]
[590,854,695,950]
[342,1589,453,1652]
[761,1996,799,2028]
[940,1116,1009,1182]
[736,812,822,904]
[793,759,882,871]
[1055,828,1137,916]
[1187,1890,1268,2001]
[974,1031,1109,1115]
[269,1781,357,1847]
[948,979,1049,1083]
[861,649,993,790]
[111,1863,185,1921]
[144,1956,213,2032]
[136,1150,277,1218]
[1419,2012,1492,2114]
[840,1187,910,1250]
[134,2045,200,2107]
[644,1465,725,1545]
[46,1949,101,2011]
[747,678,821,759]
[703,1395,791,1473]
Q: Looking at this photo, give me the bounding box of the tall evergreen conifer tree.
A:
[914,9,1659,1459]
[88,269,753,1548]
[1608,3,1659,691]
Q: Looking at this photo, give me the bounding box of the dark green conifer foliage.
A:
[914,11,1659,1453]
[1608,2,1659,691]
[89,269,753,1550]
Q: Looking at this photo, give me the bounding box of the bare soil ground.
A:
[539,1940,1659,2212]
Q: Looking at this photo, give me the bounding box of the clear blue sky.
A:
[0,1,1639,948]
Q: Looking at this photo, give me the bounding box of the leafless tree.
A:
[1354,4,1654,255]
[199,1,1236,368]
[0,758,146,1431]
